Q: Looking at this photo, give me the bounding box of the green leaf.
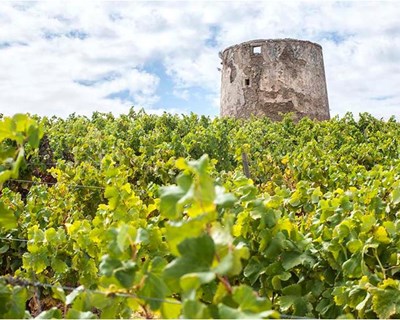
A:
[117,224,136,252]
[0,117,14,142]
[218,285,274,318]
[13,114,29,132]
[22,251,48,274]
[182,300,208,319]
[281,252,308,271]
[0,244,9,254]
[135,227,150,244]
[180,272,215,298]
[214,244,250,277]
[355,293,370,311]
[215,187,237,208]
[52,258,69,273]
[35,307,62,319]
[261,208,279,228]
[2,286,28,319]
[104,186,119,210]
[51,285,66,304]
[391,184,400,205]
[383,221,396,235]
[243,257,265,285]
[264,232,285,258]
[342,254,362,278]
[166,216,213,256]
[361,215,376,232]
[98,299,119,319]
[230,244,250,275]
[280,284,310,316]
[280,295,310,316]
[139,272,169,310]
[282,284,302,296]
[347,239,363,254]
[176,173,193,192]
[213,252,234,276]
[372,288,400,318]
[160,300,182,319]
[44,228,57,243]
[114,261,137,288]
[0,201,17,230]
[66,309,96,319]
[159,185,186,220]
[311,187,322,204]
[0,170,13,186]
[218,303,277,319]
[0,115,38,188]
[373,226,391,244]
[233,285,272,312]
[28,122,43,149]
[99,255,122,277]
[164,235,215,289]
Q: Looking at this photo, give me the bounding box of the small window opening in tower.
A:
[252,46,261,54]
[245,79,250,86]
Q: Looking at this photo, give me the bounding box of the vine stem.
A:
[217,274,233,295]
[140,303,153,319]
[204,209,234,295]
[374,248,386,279]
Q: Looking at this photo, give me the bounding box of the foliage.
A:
[0,114,43,230]
[0,109,399,318]
[0,114,43,187]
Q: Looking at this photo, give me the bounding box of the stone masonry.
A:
[220,39,330,121]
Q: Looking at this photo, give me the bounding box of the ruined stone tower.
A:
[220,39,330,121]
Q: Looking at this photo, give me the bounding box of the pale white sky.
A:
[0,1,399,119]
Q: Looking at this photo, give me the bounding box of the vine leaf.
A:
[0,201,17,230]
[163,235,215,290]
[218,285,275,319]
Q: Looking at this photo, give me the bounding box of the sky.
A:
[0,1,399,119]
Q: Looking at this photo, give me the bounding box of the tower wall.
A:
[220,39,330,121]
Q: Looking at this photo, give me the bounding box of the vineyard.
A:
[1,110,400,318]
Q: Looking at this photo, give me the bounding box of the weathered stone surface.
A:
[220,39,330,121]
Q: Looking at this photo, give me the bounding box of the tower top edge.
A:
[220,38,322,55]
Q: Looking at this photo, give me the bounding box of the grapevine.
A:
[0,110,400,318]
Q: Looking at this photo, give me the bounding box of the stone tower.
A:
[220,39,330,121]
